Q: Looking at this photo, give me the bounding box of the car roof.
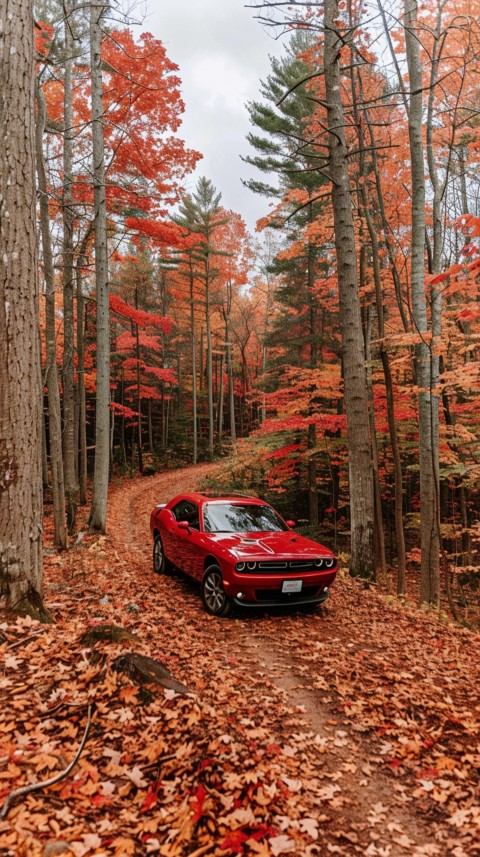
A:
[178,493,268,506]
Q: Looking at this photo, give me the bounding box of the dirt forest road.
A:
[2,465,478,857]
[106,465,479,857]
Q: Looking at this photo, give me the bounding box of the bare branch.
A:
[0,705,93,819]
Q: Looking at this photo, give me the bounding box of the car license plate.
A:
[282,580,302,593]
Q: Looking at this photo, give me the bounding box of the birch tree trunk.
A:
[88,0,110,532]
[404,0,439,604]
[36,83,67,551]
[0,0,46,616]
[324,0,375,578]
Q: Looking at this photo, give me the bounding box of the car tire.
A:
[153,534,170,575]
[201,565,232,617]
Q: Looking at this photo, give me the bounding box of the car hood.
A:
[205,531,334,559]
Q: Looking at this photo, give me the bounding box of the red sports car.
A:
[150,493,337,616]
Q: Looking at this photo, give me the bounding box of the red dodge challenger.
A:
[150,493,337,616]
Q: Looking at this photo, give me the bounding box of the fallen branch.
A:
[0,704,93,819]
[111,652,189,694]
[7,631,44,650]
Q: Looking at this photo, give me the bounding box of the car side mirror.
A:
[178,520,190,531]
[286,520,296,528]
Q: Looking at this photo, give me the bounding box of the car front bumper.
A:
[223,569,336,608]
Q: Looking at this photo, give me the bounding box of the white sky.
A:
[140,0,287,232]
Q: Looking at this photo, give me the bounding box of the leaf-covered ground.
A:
[1,465,479,857]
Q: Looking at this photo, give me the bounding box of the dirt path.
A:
[106,465,479,857]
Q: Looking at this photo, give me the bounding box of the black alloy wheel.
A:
[153,534,169,574]
[201,565,232,617]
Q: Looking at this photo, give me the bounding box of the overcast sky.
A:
[139,0,287,232]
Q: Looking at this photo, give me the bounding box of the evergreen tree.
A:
[175,178,229,459]
[244,32,328,369]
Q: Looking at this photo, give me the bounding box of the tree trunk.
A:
[76,253,88,506]
[324,0,375,578]
[350,53,406,590]
[135,289,143,473]
[217,351,225,446]
[307,423,318,527]
[0,0,47,617]
[190,268,197,464]
[62,1,77,533]
[205,254,214,460]
[42,408,49,490]
[36,83,67,550]
[365,307,387,577]
[227,342,236,445]
[148,400,153,453]
[307,202,318,368]
[404,0,439,604]
[88,1,110,532]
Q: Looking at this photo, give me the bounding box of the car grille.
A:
[251,560,317,572]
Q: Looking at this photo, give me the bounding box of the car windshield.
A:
[203,503,288,533]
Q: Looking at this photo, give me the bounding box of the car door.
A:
[171,500,200,577]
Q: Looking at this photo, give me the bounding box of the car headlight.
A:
[324,557,335,569]
[246,561,257,571]
[236,562,246,572]
[314,559,324,569]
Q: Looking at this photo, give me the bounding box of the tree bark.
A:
[134,288,143,473]
[62,1,77,532]
[190,266,197,464]
[88,1,110,532]
[324,0,375,578]
[307,423,318,526]
[349,53,406,590]
[0,0,45,615]
[36,83,67,551]
[76,248,88,506]
[205,252,214,460]
[404,0,440,604]
[223,279,236,445]
[365,306,387,577]
[217,351,225,445]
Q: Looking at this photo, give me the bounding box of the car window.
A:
[203,503,288,533]
[172,500,199,530]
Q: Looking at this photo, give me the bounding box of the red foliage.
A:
[109,402,138,418]
[124,217,186,248]
[35,21,54,57]
[110,293,173,333]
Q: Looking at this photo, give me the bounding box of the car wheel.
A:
[153,534,169,574]
[201,565,232,617]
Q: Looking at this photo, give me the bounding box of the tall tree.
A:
[62,0,78,532]
[323,0,375,577]
[244,31,325,369]
[175,178,228,460]
[36,80,67,551]
[88,0,110,532]
[0,4,46,616]
[404,0,440,604]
